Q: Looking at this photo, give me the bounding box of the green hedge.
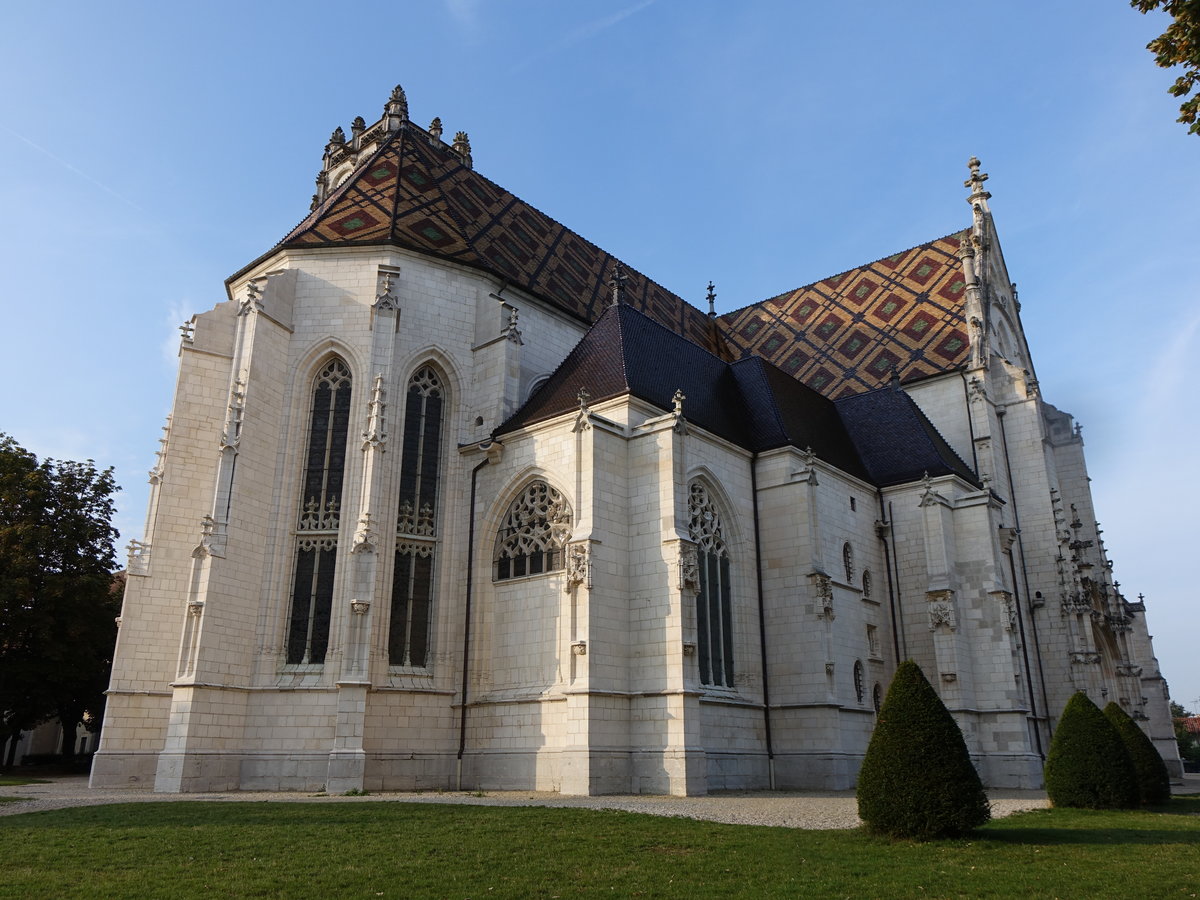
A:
[856,660,990,839]
[1044,691,1138,809]
[1104,702,1171,805]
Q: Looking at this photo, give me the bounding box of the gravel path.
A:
[0,776,1057,828]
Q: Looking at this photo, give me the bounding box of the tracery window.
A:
[873,682,883,714]
[495,481,572,580]
[287,358,352,665]
[389,366,444,667]
[842,542,854,583]
[862,569,872,601]
[689,481,734,688]
[853,659,865,703]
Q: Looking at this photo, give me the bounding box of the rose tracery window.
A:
[494,481,572,580]
[287,358,352,666]
[689,481,734,688]
[389,365,445,668]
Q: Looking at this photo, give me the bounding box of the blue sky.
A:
[2,2,1197,711]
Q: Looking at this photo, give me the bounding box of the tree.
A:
[1171,701,1200,763]
[1044,691,1138,809]
[0,433,120,766]
[1132,0,1200,135]
[856,660,990,839]
[1104,702,1171,805]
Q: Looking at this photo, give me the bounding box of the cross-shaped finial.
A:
[706,281,716,316]
[609,263,627,306]
[965,156,988,189]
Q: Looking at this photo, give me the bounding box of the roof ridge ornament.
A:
[706,281,716,317]
[609,263,627,307]
[429,117,444,142]
[452,131,473,168]
[965,156,992,237]
[385,84,409,130]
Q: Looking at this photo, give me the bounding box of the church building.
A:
[92,86,1180,794]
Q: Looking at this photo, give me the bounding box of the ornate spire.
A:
[452,130,473,168]
[706,281,716,317]
[608,263,627,307]
[964,156,992,213]
[385,84,409,128]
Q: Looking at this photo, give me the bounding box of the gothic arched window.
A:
[862,569,872,602]
[389,365,445,668]
[495,481,572,580]
[689,482,734,688]
[287,358,352,665]
[853,659,865,704]
[842,542,854,583]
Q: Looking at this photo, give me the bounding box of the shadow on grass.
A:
[979,801,1200,847]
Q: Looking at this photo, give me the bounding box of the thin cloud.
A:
[162,299,194,368]
[510,0,657,74]
[2,126,145,212]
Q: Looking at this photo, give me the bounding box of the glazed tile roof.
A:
[277,121,724,354]
[498,304,972,489]
[719,234,971,399]
[272,117,972,401]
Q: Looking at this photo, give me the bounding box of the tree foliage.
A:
[1044,692,1138,809]
[1132,0,1200,135]
[0,433,121,763]
[1103,702,1171,805]
[1170,700,1200,762]
[856,660,990,839]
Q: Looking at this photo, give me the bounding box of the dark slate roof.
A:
[729,357,868,479]
[498,303,976,489]
[497,304,751,443]
[834,388,980,488]
[247,105,974,402]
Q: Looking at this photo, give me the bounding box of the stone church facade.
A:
[91,86,1180,794]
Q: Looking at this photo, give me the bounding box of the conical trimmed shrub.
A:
[856,660,990,839]
[1044,691,1138,808]
[1104,701,1171,805]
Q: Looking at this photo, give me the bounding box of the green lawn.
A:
[0,798,1196,899]
[0,776,50,786]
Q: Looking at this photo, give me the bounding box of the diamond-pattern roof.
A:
[279,122,725,354]
[718,234,970,399]
[271,117,972,400]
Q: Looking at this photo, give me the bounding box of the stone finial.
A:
[672,389,685,415]
[452,131,473,167]
[386,84,409,120]
[706,281,716,317]
[351,116,366,136]
[577,388,591,413]
[329,126,346,146]
[964,156,992,212]
[429,117,443,141]
[608,263,627,307]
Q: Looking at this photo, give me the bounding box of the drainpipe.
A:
[750,455,775,788]
[876,491,902,665]
[456,447,493,790]
[1007,548,1044,758]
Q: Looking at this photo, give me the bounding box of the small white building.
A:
[91,86,1179,794]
